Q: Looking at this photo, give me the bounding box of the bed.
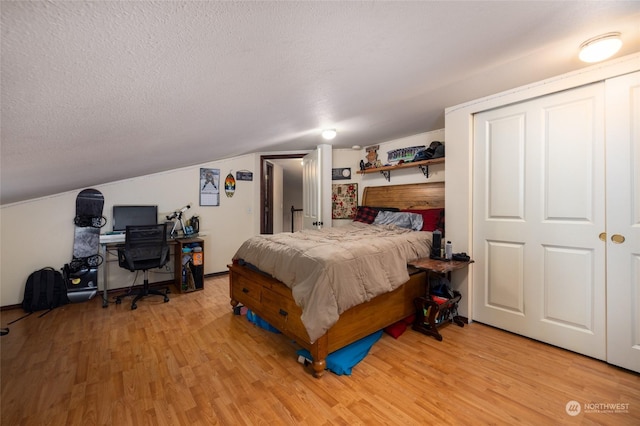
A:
[228,181,444,377]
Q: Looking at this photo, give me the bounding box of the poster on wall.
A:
[332,183,358,219]
[200,168,220,206]
[236,170,253,181]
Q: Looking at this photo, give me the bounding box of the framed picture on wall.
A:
[332,167,351,180]
[332,183,358,219]
[200,168,220,206]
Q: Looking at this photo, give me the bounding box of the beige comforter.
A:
[233,222,432,342]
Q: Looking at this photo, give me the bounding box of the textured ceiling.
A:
[1,1,639,205]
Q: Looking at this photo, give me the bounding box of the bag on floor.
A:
[21,267,69,314]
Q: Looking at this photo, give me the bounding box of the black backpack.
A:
[21,267,69,314]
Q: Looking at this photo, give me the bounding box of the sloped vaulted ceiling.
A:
[1,1,639,205]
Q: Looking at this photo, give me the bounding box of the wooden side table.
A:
[408,257,474,341]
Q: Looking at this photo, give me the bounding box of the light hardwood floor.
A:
[2,274,638,425]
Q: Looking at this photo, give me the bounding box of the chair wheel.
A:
[115,298,122,305]
[164,296,169,303]
[131,304,137,310]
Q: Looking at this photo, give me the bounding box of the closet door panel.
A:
[474,110,530,334]
[485,240,525,314]
[606,71,640,373]
[544,99,597,221]
[473,83,606,359]
[487,114,526,219]
[542,245,595,330]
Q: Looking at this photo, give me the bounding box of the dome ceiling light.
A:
[321,129,337,140]
[579,32,622,63]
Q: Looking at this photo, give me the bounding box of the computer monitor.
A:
[112,205,158,232]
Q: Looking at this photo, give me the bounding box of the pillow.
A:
[373,211,423,231]
[353,206,401,224]
[353,206,379,224]
[384,321,407,339]
[384,313,416,339]
[402,208,444,232]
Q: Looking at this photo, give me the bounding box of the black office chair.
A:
[115,223,170,310]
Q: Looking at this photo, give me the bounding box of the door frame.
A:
[260,154,305,234]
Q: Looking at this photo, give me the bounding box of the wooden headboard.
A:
[361,182,444,210]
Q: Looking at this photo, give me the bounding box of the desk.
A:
[99,235,205,308]
[99,234,125,307]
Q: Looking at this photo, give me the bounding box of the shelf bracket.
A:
[380,170,391,182]
[418,164,430,178]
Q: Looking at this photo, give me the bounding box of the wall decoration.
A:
[332,167,351,180]
[332,183,358,219]
[364,145,383,169]
[236,170,253,181]
[199,168,220,206]
[387,145,425,164]
[224,173,236,197]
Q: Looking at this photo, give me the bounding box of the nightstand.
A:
[407,257,474,341]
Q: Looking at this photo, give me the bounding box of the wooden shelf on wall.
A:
[356,157,444,182]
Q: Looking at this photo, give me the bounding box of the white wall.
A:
[355,130,445,192]
[0,154,260,307]
[332,129,446,227]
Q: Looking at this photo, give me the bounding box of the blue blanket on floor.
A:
[296,330,383,375]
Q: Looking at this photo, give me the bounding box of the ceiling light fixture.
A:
[321,129,337,140]
[579,32,622,63]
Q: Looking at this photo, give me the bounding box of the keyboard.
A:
[99,233,126,244]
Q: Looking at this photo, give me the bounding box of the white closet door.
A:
[473,83,607,359]
[606,71,640,372]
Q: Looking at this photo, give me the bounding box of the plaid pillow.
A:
[353,206,379,224]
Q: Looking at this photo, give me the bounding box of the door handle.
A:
[599,232,606,241]
[611,234,625,244]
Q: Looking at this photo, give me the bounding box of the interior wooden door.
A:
[605,71,640,373]
[472,83,607,360]
[261,161,274,234]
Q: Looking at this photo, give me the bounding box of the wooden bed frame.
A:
[228,181,444,377]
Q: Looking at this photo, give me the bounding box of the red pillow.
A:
[384,321,407,339]
[402,208,444,232]
[384,314,416,339]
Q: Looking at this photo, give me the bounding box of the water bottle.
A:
[445,241,453,260]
